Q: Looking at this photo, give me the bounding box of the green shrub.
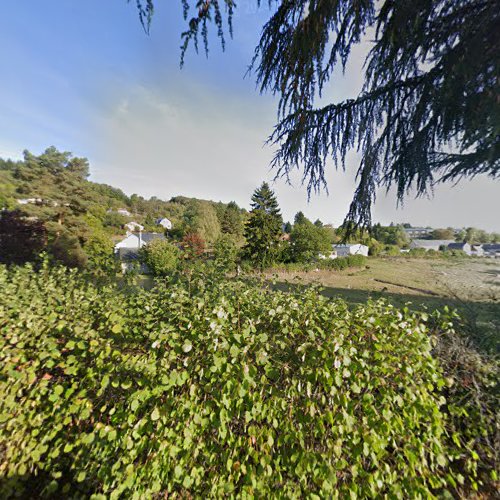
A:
[346,254,367,267]
[213,234,238,272]
[139,239,180,276]
[0,264,492,497]
[383,245,401,256]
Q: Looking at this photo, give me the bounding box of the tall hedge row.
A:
[0,264,488,498]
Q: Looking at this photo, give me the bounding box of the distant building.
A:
[447,242,472,255]
[409,239,455,251]
[114,232,166,272]
[403,227,432,238]
[471,245,484,257]
[116,208,132,217]
[156,217,172,230]
[482,243,500,258]
[333,243,369,257]
[124,221,144,233]
[17,198,46,205]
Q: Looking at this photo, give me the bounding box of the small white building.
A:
[471,245,484,257]
[17,198,43,205]
[333,243,369,257]
[124,221,144,233]
[117,208,132,217]
[156,217,172,230]
[114,232,166,272]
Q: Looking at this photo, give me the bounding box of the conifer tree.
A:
[243,182,283,268]
[294,211,308,226]
[133,0,499,228]
[221,201,243,237]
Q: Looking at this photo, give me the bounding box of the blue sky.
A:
[1,1,499,230]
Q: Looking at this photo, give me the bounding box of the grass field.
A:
[268,257,500,353]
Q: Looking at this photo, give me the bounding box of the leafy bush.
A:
[346,254,367,267]
[382,245,401,256]
[139,239,180,276]
[269,256,367,273]
[213,233,238,272]
[0,264,491,497]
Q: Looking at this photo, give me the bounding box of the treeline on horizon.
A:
[0,147,498,272]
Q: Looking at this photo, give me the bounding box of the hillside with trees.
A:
[0,148,247,269]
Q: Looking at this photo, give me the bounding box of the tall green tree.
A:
[183,200,221,244]
[243,182,283,267]
[221,201,244,237]
[430,228,455,240]
[289,220,332,263]
[132,0,499,227]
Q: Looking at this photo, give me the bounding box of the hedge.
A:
[0,263,491,498]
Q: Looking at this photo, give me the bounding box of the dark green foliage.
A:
[1,263,495,496]
[283,221,292,234]
[220,201,244,238]
[249,182,281,217]
[293,211,308,225]
[243,182,283,267]
[255,0,500,227]
[51,232,88,268]
[322,254,367,271]
[0,210,47,265]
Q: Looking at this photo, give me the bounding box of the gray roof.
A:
[482,244,500,251]
[447,242,468,250]
[141,233,166,243]
[118,248,140,261]
[411,239,454,247]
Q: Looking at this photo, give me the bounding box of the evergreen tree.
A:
[283,221,292,234]
[221,201,243,237]
[293,211,308,226]
[243,182,283,268]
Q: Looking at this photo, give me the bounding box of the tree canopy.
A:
[133,0,499,227]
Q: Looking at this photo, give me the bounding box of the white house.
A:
[117,208,132,217]
[471,245,484,257]
[114,232,166,272]
[124,221,144,233]
[333,243,369,257]
[409,239,455,251]
[156,217,172,230]
[17,198,44,205]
